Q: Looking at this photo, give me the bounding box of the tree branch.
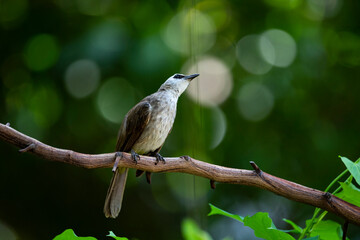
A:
[1,122,360,226]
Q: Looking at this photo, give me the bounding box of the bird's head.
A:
[159,73,199,95]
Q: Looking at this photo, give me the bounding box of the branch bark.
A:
[1,123,360,226]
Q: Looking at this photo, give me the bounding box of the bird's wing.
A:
[116,100,152,152]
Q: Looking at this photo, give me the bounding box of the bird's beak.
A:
[184,73,199,81]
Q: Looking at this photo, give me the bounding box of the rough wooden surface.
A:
[1,122,360,225]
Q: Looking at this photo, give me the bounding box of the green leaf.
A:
[303,237,319,240]
[243,212,295,240]
[182,218,213,240]
[107,231,128,240]
[208,205,296,240]
[336,182,360,207]
[208,204,244,222]
[309,220,343,240]
[53,229,97,240]
[283,218,303,233]
[340,156,360,185]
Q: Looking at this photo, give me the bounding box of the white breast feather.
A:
[132,92,177,154]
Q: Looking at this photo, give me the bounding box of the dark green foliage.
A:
[208,156,360,240]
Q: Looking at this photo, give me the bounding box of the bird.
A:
[104,73,199,218]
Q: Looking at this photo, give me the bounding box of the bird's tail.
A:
[104,167,129,218]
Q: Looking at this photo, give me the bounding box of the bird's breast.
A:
[132,96,177,154]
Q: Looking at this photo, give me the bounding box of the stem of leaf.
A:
[298,168,349,240]
[298,157,360,240]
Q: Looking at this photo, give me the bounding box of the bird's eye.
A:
[173,74,184,79]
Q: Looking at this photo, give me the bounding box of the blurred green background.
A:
[1,0,360,239]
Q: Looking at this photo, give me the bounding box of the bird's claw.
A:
[131,149,140,164]
[180,155,190,161]
[155,153,165,165]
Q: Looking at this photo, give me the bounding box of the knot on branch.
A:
[323,192,336,209]
[324,192,332,200]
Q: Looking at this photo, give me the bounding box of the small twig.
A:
[1,122,360,226]
[19,143,36,153]
[343,220,349,240]
[250,161,261,175]
[112,152,122,172]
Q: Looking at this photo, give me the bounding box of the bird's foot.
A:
[112,152,123,172]
[131,149,140,164]
[155,153,165,165]
[180,155,191,161]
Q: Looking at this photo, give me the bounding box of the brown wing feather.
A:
[116,100,152,152]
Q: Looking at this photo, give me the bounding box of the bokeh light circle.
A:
[86,19,128,59]
[29,85,63,128]
[97,77,136,123]
[65,59,100,98]
[306,0,342,20]
[76,0,109,16]
[24,34,59,71]
[208,107,227,149]
[0,221,17,240]
[7,83,63,139]
[184,56,233,107]
[237,82,274,122]
[196,0,231,30]
[260,29,297,67]
[264,0,300,9]
[163,9,216,56]
[166,173,209,201]
[236,35,273,75]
